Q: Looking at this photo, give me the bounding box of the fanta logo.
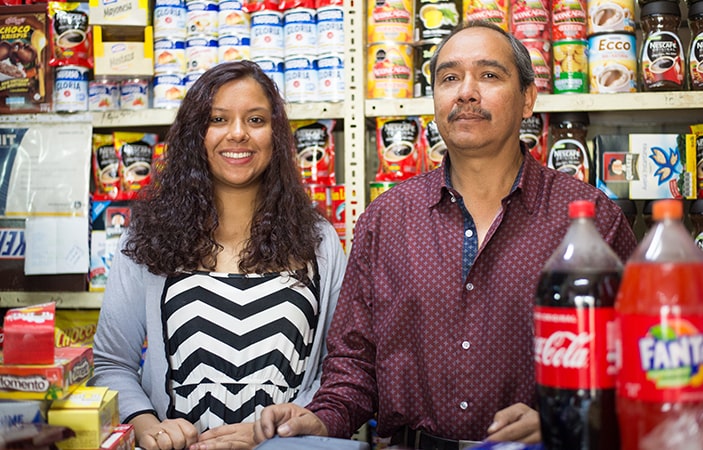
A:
[638,321,703,388]
[535,331,591,369]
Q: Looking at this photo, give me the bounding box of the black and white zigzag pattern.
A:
[162,269,319,431]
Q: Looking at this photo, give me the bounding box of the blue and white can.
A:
[120,78,151,110]
[154,37,187,74]
[316,5,344,55]
[317,54,344,102]
[253,57,285,95]
[184,71,205,91]
[153,73,185,109]
[218,0,250,37]
[218,34,251,62]
[186,35,219,73]
[186,0,219,37]
[283,8,317,57]
[54,65,89,112]
[284,56,318,103]
[153,0,187,39]
[89,77,120,111]
[250,10,284,59]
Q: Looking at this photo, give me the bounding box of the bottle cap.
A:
[569,200,595,218]
[652,199,683,220]
[641,0,681,18]
[689,0,703,18]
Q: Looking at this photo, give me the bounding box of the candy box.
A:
[0,346,93,400]
[2,302,55,365]
[594,133,697,200]
[100,424,135,450]
[48,386,119,450]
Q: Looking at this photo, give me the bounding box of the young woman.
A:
[91,61,347,450]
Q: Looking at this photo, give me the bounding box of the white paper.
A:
[24,216,89,275]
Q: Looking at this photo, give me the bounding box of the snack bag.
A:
[292,119,336,186]
[375,116,424,182]
[114,132,159,200]
[92,134,119,201]
[48,2,93,68]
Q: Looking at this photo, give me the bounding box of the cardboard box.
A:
[0,346,93,400]
[594,133,697,200]
[93,25,154,77]
[49,386,119,450]
[2,302,55,365]
[0,5,53,114]
[0,399,48,430]
[100,424,135,450]
[89,0,151,26]
[0,218,87,291]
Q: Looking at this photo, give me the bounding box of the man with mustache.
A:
[253,21,637,448]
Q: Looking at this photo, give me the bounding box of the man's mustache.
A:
[447,106,491,122]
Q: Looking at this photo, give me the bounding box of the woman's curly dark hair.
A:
[123,60,323,278]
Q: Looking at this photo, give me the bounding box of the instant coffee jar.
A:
[640,0,685,91]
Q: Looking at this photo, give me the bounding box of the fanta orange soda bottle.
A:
[615,199,703,449]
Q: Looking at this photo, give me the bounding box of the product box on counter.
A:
[89,0,151,26]
[101,424,135,450]
[0,218,87,292]
[93,25,154,77]
[89,200,132,292]
[0,399,48,429]
[48,386,119,450]
[594,133,697,200]
[0,346,93,400]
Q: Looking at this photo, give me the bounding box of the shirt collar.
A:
[430,142,542,215]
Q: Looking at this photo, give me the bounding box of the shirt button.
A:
[462,341,471,350]
[465,229,474,238]
[465,283,474,291]
[450,197,457,203]
[460,401,468,410]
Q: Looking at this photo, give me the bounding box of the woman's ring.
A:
[153,430,166,439]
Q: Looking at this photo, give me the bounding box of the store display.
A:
[587,32,637,93]
[535,200,622,450]
[367,0,414,43]
[153,0,187,39]
[283,7,317,57]
[89,76,121,111]
[553,39,589,93]
[464,0,509,30]
[510,0,551,41]
[552,0,588,40]
[316,4,344,54]
[367,42,414,99]
[640,0,685,91]
[615,199,703,450]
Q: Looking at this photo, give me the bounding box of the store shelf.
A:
[0,291,102,309]
[365,91,703,117]
[91,101,345,128]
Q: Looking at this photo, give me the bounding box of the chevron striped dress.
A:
[161,266,320,431]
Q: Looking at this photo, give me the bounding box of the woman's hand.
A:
[190,423,256,450]
[132,417,199,450]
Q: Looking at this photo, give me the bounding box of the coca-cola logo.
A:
[535,331,591,368]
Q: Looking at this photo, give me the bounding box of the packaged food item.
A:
[547,112,591,183]
[3,302,56,365]
[420,115,446,171]
[375,116,424,182]
[615,199,703,449]
[48,1,93,68]
[92,134,120,200]
[535,200,622,450]
[114,132,158,199]
[640,0,685,92]
[292,119,336,186]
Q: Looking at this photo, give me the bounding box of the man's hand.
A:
[190,423,256,450]
[252,403,328,443]
[485,403,541,443]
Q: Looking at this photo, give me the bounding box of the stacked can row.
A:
[151,1,345,106]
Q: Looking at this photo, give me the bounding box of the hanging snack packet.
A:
[376,116,424,182]
[292,119,336,186]
[48,1,93,68]
[114,132,158,200]
[92,134,119,201]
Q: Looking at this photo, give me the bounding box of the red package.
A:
[48,1,93,68]
[3,302,56,365]
[315,0,342,6]
[279,0,315,10]
[242,0,281,12]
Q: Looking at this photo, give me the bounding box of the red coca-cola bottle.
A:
[534,200,623,450]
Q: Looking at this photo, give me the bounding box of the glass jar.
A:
[688,0,703,90]
[547,112,592,184]
[640,0,684,91]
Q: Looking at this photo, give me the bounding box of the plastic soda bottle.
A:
[535,200,623,450]
[615,199,703,450]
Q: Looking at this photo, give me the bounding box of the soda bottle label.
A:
[535,306,617,389]
[616,313,703,402]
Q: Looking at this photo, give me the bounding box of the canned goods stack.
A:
[413,0,461,97]
[511,0,552,93]
[552,0,589,93]
[152,0,187,108]
[587,0,637,93]
[367,0,415,99]
[464,0,510,31]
